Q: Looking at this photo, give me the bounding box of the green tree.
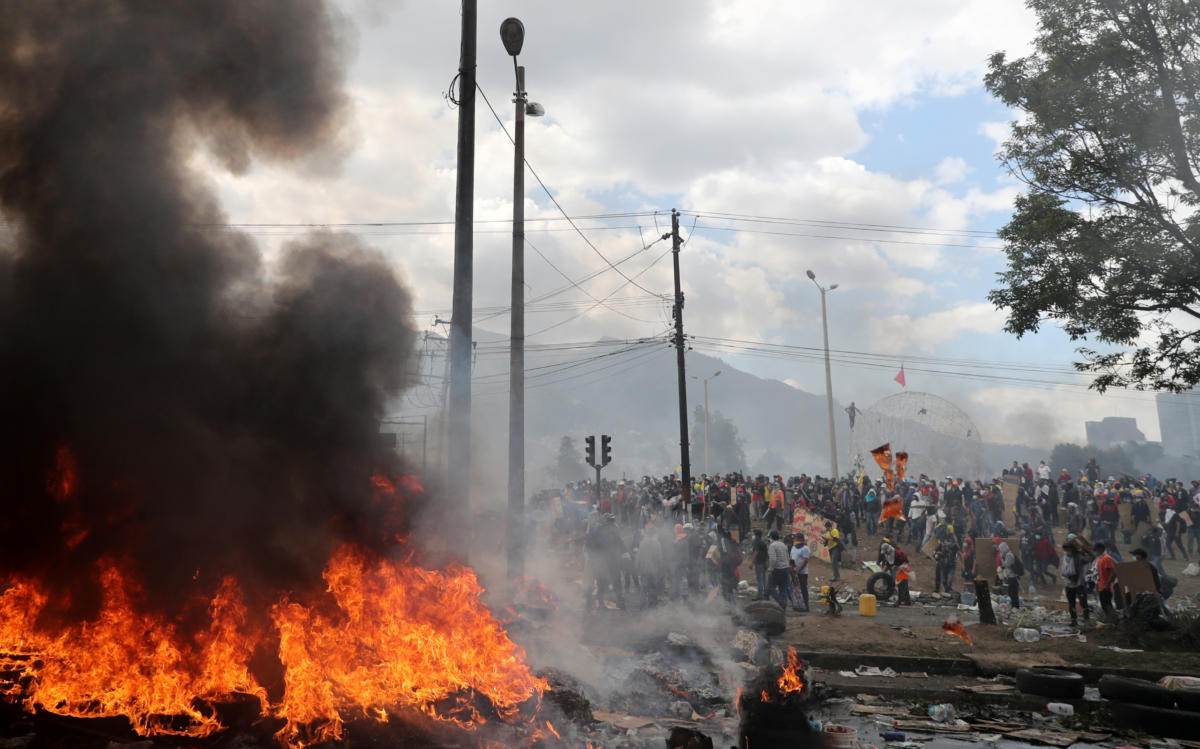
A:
[985,0,1200,392]
[690,406,748,475]
[1049,442,1139,478]
[554,436,584,485]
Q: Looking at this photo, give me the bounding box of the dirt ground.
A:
[747,517,1200,673]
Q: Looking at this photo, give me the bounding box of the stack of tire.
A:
[1014,667,1085,700]
[1099,675,1200,740]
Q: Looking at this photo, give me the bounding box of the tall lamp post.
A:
[501,18,544,580]
[806,269,839,479]
[691,370,721,478]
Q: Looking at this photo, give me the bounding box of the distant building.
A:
[1084,417,1146,450]
[1156,389,1200,458]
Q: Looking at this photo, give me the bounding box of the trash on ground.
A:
[1161,675,1200,690]
[1099,645,1145,653]
[1013,627,1042,642]
[927,703,956,723]
[855,665,898,677]
[1045,702,1074,716]
[851,704,908,716]
[1181,562,1199,576]
[956,683,1016,694]
[1003,728,1080,747]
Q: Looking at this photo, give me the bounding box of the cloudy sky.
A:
[205,0,1172,449]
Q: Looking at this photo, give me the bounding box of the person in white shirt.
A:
[908,495,927,546]
[1037,461,1051,481]
[766,530,790,607]
[790,536,811,611]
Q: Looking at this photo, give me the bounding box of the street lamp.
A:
[503,17,544,580]
[806,269,839,479]
[690,370,721,478]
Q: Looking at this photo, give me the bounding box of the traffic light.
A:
[601,434,612,467]
[584,435,596,467]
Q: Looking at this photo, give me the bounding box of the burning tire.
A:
[1099,675,1174,708]
[1107,702,1200,740]
[1173,687,1200,712]
[1014,667,1084,699]
[866,572,895,600]
[742,601,787,636]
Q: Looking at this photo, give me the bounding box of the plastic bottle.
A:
[1046,702,1074,716]
[1013,627,1042,642]
[928,703,956,722]
[881,731,906,740]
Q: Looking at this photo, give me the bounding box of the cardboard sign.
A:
[1115,560,1157,598]
[1001,477,1020,528]
[1118,503,1132,531]
[791,506,832,563]
[974,537,1019,579]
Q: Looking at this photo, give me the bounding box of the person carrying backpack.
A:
[997,540,1022,608]
[1061,534,1093,627]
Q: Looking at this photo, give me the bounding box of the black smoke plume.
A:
[0,1,416,616]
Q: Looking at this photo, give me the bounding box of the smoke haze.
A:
[0,1,416,615]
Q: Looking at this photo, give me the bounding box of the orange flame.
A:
[942,619,972,645]
[0,538,545,747]
[0,566,263,737]
[776,647,804,696]
[271,545,546,746]
[757,647,805,704]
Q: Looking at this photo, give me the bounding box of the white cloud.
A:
[933,157,970,185]
[869,302,1007,354]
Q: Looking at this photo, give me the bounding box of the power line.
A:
[476,82,669,301]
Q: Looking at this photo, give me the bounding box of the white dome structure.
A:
[848,391,985,481]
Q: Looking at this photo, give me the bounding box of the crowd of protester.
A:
[531,458,1198,625]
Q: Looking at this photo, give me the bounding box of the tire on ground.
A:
[1107,702,1200,740]
[742,601,786,636]
[1014,667,1085,699]
[1098,674,1174,708]
[866,572,895,600]
[1173,687,1200,712]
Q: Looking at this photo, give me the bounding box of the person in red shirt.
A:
[1094,542,1117,619]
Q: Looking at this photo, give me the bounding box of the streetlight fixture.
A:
[807,269,839,479]
[691,370,721,479]
[502,17,544,580]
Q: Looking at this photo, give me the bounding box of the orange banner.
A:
[895,451,908,482]
[870,443,892,472]
[880,495,903,521]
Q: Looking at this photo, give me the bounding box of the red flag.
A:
[894,364,906,387]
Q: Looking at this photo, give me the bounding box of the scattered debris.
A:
[956,683,1016,694]
[1003,727,1080,747]
[851,705,908,716]
[854,665,898,677]
[1099,645,1145,653]
[927,703,956,723]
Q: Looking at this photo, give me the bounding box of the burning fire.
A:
[0,478,546,747]
[760,647,805,703]
[942,617,973,645]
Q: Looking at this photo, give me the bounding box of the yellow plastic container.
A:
[859,593,877,617]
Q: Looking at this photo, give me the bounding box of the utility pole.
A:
[671,209,692,509]
[448,0,477,550]
[500,18,543,580]
[506,30,527,579]
[807,269,839,479]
